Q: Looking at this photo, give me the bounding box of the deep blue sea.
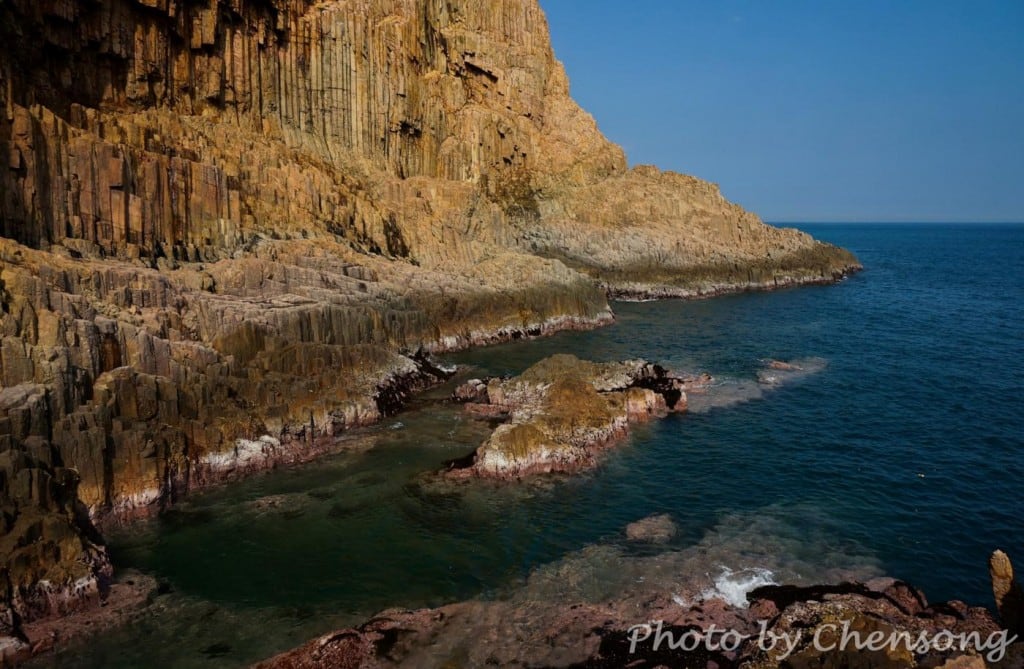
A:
[36,223,1024,668]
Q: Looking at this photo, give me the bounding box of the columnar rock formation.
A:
[0,0,860,645]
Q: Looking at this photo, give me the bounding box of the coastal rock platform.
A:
[256,545,1022,669]
[446,354,692,478]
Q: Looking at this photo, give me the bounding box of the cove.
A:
[31,223,1024,668]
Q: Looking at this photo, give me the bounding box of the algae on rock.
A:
[454,354,686,478]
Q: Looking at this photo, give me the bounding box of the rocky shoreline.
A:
[0,343,839,667]
[85,308,619,527]
[0,288,835,667]
[98,349,459,526]
[604,264,863,302]
[255,540,1024,669]
[5,330,1020,669]
[424,310,617,354]
[83,308,623,525]
[12,571,159,663]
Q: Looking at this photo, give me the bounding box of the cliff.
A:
[0,0,860,647]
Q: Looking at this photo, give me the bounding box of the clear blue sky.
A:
[540,1,1024,222]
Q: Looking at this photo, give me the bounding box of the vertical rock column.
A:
[991,550,1024,637]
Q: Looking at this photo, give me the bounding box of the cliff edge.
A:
[0,0,860,647]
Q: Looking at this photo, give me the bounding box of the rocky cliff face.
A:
[0,0,859,640]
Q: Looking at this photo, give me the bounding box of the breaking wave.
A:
[698,566,777,608]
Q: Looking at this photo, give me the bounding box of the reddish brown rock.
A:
[257,578,1008,669]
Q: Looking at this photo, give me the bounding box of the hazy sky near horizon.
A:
[540,1,1024,222]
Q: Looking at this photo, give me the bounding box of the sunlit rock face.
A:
[448,354,690,478]
[0,0,859,635]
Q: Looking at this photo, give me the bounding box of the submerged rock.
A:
[17,570,158,663]
[684,358,826,414]
[756,357,828,387]
[447,355,688,478]
[625,513,679,544]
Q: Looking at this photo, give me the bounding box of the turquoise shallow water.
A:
[35,223,1024,667]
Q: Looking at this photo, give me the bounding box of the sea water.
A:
[34,223,1024,667]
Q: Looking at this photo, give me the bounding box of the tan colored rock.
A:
[991,549,1024,637]
[0,0,860,637]
[452,354,685,478]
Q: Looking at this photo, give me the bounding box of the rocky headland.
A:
[0,0,863,661]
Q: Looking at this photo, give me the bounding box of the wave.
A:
[514,503,882,610]
[698,566,777,608]
[685,356,829,413]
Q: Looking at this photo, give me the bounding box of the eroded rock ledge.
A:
[255,549,1023,669]
[446,354,709,478]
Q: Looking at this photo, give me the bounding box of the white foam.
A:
[699,567,777,609]
[687,357,829,413]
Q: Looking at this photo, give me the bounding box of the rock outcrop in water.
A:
[991,550,1024,639]
[0,0,860,648]
[625,513,679,544]
[448,354,690,477]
